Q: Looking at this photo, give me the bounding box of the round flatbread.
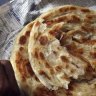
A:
[10,21,37,95]
[10,5,96,96]
[10,19,67,96]
[28,5,96,90]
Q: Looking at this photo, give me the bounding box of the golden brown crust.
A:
[19,35,27,45]
[39,36,48,45]
[10,5,96,95]
[25,31,30,37]
[15,51,33,81]
[10,21,37,96]
[28,5,96,90]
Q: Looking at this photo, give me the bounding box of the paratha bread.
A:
[9,24,96,96]
[9,17,67,96]
[28,5,96,90]
[10,21,36,95]
[10,5,96,96]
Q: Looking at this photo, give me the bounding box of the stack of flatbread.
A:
[10,5,96,96]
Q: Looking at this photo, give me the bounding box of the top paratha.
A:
[10,14,67,96]
[10,5,96,96]
[28,5,96,90]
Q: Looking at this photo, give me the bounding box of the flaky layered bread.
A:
[10,5,96,96]
[10,21,36,95]
[10,17,67,96]
[28,5,96,90]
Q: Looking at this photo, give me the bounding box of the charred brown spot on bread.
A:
[57,17,65,22]
[90,51,96,58]
[81,8,90,13]
[39,70,50,80]
[15,52,33,81]
[39,52,45,60]
[59,7,69,12]
[55,65,62,72]
[34,48,39,59]
[75,48,84,54]
[19,35,27,45]
[79,48,84,54]
[33,86,56,96]
[26,62,34,77]
[45,62,54,74]
[72,15,80,22]
[70,69,76,74]
[45,62,51,69]
[35,21,40,27]
[53,51,58,55]
[69,6,76,10]
[66,43,84,55]
[67,15,80,23]
[49,16,67,24]
[59,8,64,12]
[66,43,77,52]
[84,40,96,45]
[25,31,30,37]
[49,30,57,36]
[49,30,63,40]
[86,14,96,19]
[81,25,94,32]
[84,14,96,23]
[19,47,24,51]
[55,16,67,22]
[86,64,95,75]
[34,75,39,81]
[39,36,48,45]
[60,56,69,63]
